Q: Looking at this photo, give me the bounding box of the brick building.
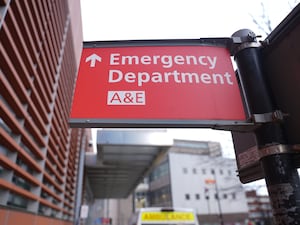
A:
[0,1,89,224]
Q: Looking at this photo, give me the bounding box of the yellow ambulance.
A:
[136,208,199,225]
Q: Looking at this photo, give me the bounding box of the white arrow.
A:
[85,53,102,67]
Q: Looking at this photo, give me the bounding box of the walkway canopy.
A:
[85,129,173,198]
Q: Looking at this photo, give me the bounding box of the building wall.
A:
[146,140,249,224]
[168,153,249,225]
[169,153,248,215]
[147,139,223,208]
[0,1,87,224]
[246,190,272,223]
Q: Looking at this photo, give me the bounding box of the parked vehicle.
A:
[133,207,199,225]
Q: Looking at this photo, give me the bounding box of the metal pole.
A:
[205,188,211,215]
[231,29,300,224]
[212,169,224,225]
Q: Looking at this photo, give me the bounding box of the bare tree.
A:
[251,2,272,36]
[250,0,299,36]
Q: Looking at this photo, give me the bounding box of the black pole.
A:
[231,29,300,225]
[212,169,224,225]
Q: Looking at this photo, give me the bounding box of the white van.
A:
[135,208,199,225]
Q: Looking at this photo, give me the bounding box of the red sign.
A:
[70,40,246,127]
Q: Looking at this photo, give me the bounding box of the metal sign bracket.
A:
[251,110,289,124]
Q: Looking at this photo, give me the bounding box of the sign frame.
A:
[69,38,252,128]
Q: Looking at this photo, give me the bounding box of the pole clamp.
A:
[259,144,290,158]
[230,30,261,55]
[251,110,288,124]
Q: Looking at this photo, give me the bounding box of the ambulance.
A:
[135,208,199,225]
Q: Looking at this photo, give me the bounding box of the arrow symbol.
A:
[85,53,102,67]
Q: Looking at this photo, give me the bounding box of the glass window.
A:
[149,162,170,182]
[192,168,197,174]
[232,193,236,199]
[214,193,218,199]
[149,186,172,206]
[183,168,188,174]
[185,194,190,200]
[20,141,36,160]
[195,194,200,200]
[39,204,47,215]
[228,169,232,176]
[12,175,31,191]
[7,193,28,209]
[202,168,206,174]
[16,157,34,174]
[51,209,58,217]
[52,198,59,205]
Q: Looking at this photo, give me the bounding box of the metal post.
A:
[205,188,211,214]
[231,29,300,224]
[212,169,224,225]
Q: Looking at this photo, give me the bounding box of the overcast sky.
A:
[81,0,297,41]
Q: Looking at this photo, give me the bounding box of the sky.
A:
[81,0,298,41]
[79,0,299,191]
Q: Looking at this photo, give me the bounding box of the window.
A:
[211,169,215,174]
[232,193,236,199]
[12,175,31,191]
[223,193,228,199]
[183,168,188,174]
[41,191,49,199]
[192,168,197,174]
[228,169,232,176]
[219,169,223,175]
[7,194,27,209]
[214,193,218,199]
[16,157,34,174]
[202,168,206,174]
[149,186,172,205]
[185,194,190,200]
[195,194,200,200]
[39,204,48,215]
[149,162,170,181]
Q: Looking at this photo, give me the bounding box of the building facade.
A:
[147,139,249,225]
[0,1,89,225]
[246,190,273,225]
